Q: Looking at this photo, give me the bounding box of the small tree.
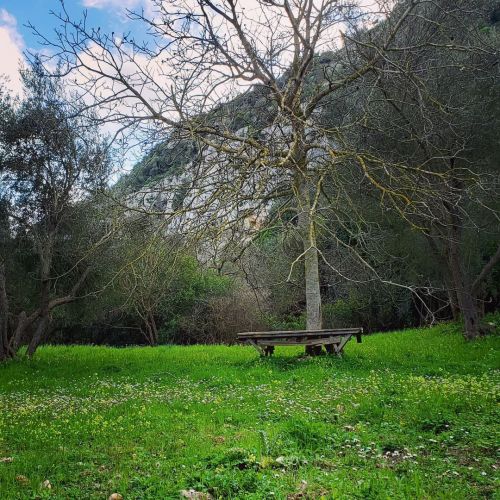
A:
[115,233,181,346]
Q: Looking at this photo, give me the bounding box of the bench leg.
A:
[248,340,264,356]
[264,345,274,357]
[334,334,352,356]
[305,345,323,356]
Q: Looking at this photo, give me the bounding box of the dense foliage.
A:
[0,62,111,359]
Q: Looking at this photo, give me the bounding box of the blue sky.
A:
[0,0,149,94]
[0,0,154,174]
[1,0,109,48]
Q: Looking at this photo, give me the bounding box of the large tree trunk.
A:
[449,263,480,340]
[303,235,322,331]
[444,163,485,340]
[297,177,322,354]
[448,288,461,322]
[425,233,461,320]
[27,315,50,357]
[9,312,28,355]
[447,220,480,340]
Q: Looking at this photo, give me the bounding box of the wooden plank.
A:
[253,337,342,347]
[237,330,362,340]
[333,334,352,356]
[238,332,348,339]
[238,335,348,343]
[238,328,362,338]
[238,336,352,344]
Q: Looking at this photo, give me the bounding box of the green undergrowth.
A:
[0,321,499,499]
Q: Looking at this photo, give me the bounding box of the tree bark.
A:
[26,236,53,358]
[450,266,480,340]
[9,312,28,355]
[27,315,50,357]
[0,263,11,361]
[143,320,155,346]
[303,234,322,331]
[447,221,480,340]
[424,233,460,320]
[297,177,322,354]
[148,311,159,346]
[437,161,485,340]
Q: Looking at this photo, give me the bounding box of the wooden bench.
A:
[237,328,363,356]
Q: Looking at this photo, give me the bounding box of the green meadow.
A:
[0,321,499,499]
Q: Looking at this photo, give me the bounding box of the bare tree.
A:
[31,0,493,346]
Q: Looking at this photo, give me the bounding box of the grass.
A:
[0,321,499,499]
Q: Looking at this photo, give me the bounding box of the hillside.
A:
[1,320,498,498]
[115,2,500,198]
[114,51,339,193]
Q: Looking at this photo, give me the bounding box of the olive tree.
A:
[0,61,111,359]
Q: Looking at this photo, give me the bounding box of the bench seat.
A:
[237,328,363,356]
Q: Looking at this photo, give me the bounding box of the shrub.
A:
[165,281,267,344]
[323,285,413,332]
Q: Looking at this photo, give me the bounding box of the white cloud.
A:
[82,0,146,11]
[0,8,16,27]
[81,0,156,23]
[0,9,25,96]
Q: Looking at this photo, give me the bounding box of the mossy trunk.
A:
[297,177,322,354]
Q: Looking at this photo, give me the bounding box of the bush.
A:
[323,285,414,332]
[168,282,267,344]
[261,312,306,331]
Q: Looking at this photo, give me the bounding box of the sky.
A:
[0,0,154,174]
[0,0,150,94]
[0,0,376,175]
